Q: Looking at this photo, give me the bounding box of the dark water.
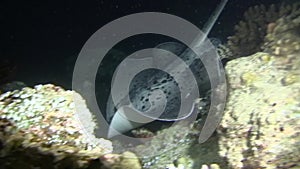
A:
[1,0,283,120]
[1,0,282,84]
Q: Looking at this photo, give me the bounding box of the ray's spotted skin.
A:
[106,0,228,137]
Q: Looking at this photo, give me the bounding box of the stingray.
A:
[107,0,228,138]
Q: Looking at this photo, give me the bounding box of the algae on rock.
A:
[0,84,141,169]
[218,52,300,168]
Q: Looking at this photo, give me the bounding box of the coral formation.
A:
[132,117,226,169]
[128,48,299,168]
[127,2,300,168]
[100,151,142,169]
[0,84,141,169]
[218,51,300,168]
[1,1,299,169]
[262,4,300,70]
[143,51,300,169]
[217,5,300,167]
[227,1,300,58]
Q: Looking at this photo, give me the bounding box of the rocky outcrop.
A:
[0,84,141,169]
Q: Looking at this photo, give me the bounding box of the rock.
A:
[136,49,300,169]
[0,84,141,169]
[100,151,142,169]
[218,52,300,168]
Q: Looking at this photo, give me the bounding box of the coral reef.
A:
[217,6,300,168]
[262,5,300,69]
[0,84,141,169]
[127,3,300,168]
[227,1,300,58]
[1,2,299,169]
[100,151,142,169]
[134,121,195,169]
[132,117,226,169]
[218,51,300,168]
[138,52,300,168]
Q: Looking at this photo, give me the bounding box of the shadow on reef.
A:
[187,133,229,169]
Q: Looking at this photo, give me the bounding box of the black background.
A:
[1,0,283,88]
